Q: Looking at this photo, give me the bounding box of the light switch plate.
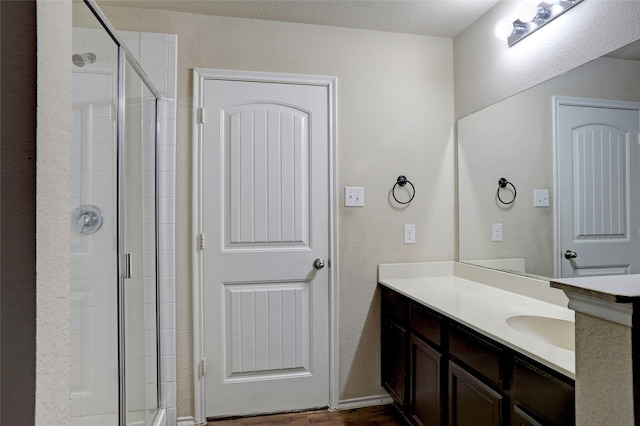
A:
[345,187,364,207]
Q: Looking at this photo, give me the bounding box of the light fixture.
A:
[507,0,584,47]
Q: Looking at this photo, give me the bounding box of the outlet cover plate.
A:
[534,189,550,207]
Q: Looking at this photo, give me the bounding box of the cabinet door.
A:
[449,361,503,426]
[512,406,543,426]
[410,334,443,426]
[382,318,408,408]
[512,358,574,425]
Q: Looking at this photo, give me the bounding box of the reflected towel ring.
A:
[392,175,415,205]
[497,177,516,205]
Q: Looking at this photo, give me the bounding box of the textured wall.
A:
[575,312,634,424]
[454,0,640,118]
[35,0,72,424]
[99,5,455,418]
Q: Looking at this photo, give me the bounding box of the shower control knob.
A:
[564,249,578,260]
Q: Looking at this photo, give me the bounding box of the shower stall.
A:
[71,1,173,425]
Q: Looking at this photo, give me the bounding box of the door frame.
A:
[552,96,640,277]
[192,69,339,424]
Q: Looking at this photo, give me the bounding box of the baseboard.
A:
[177,416,204,426]
[178,396,393,425]
[338,394,394,410]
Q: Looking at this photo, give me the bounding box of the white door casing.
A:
[192,70,338,421]
[554,97,640,278]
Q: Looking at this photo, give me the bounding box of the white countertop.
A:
[379,262,575,379]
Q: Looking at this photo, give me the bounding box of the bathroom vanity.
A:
[379,262,575,426]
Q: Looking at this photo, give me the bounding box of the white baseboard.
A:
[177,395,393,425]
[337,394,394,410]
[176,416,202,426]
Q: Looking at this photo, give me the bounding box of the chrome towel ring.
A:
[392,175,415,205]
[497,177,517,205]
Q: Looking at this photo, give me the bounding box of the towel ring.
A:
[496,177,516,205]
[392,175,415,205]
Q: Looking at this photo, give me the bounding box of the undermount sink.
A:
[506,315,575,352]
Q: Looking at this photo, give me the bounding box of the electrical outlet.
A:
[492,223,503,242]
[534,189,550,207]
[345,187,364,207]
[404,224,416,244]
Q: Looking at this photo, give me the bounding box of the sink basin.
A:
[506,315,575,351]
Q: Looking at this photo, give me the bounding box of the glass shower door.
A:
[71,11,120,426]
[122,57,159,425]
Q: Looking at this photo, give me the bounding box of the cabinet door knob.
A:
[564,250,578,259]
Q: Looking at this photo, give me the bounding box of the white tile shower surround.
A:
[71,27,177,426]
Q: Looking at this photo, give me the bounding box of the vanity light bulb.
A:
[495,18,514,39]
[517,2,538,22]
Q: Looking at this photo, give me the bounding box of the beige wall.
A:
[36,0,72,424]
[98,6,455,417]
[454,0,640,118]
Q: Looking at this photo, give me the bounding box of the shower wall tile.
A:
[119,31,140,59]
[158,172,175,198]
[158,198,175,224]
[144,66,168,94]
[158,144,176,173]
[159,250,175,278]
[140,33,168,66]
[160,302,175,331]
[161,329,176,357]
[159,224,175,251]
[161,355,176,381]
[159,277,175,304]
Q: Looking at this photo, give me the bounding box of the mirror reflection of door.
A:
[555,97,640,277]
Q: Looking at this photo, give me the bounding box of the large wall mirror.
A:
[458,37,640,280]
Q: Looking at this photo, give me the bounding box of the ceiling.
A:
[97,0,501,38]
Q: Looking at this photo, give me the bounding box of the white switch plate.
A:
[534,189,550,207]
[404,224,416,244]
[492,223,503,242]
[345,187,364,207]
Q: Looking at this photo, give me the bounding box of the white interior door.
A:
[197,76,330,418]
[556,98,640,277]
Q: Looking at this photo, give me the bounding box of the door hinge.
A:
[199,233,205,250]
[198,107,205,124]
[200,358,207,377]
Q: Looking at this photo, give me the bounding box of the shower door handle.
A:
[122,253,132,279]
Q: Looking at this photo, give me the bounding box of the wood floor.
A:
[207,404,409,426]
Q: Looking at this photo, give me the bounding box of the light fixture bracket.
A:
[507,0,584,47]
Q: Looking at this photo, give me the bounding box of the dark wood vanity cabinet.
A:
[409,334,443,426]
[381,287,409,409]
[380,285,575,426]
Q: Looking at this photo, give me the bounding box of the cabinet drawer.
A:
[381,286,407,325]
[513,358,574,425]
[449,324,503,387]
[409,303,442,347]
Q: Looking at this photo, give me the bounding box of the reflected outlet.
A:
[404,224,416,244]
[492,223,502,242]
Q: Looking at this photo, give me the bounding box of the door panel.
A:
[200,78,329,417]
[557,102,640,277]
